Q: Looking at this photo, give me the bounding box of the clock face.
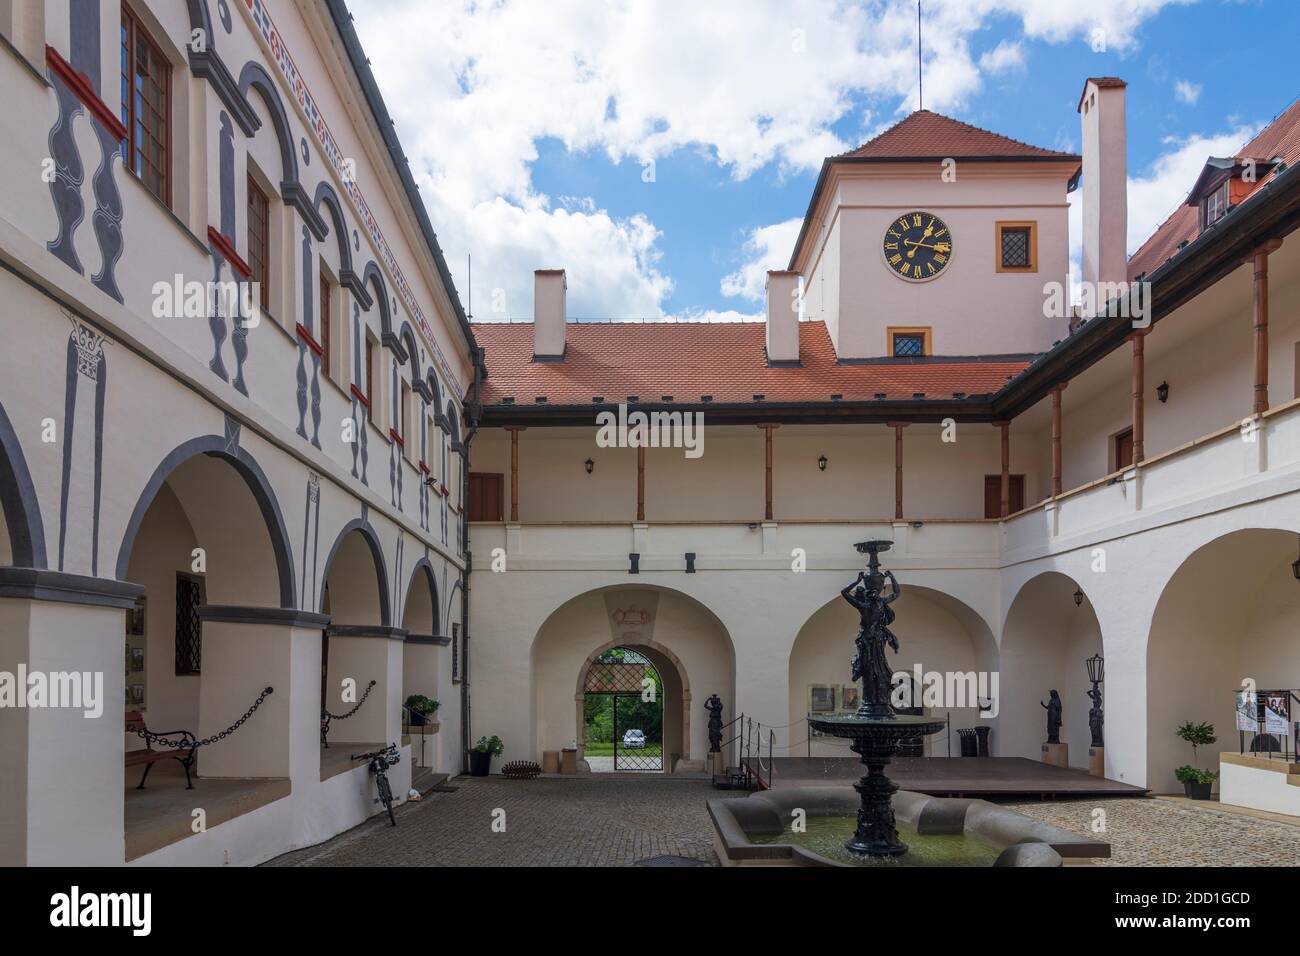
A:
[882,211,952,282]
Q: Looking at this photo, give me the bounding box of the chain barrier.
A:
[136,686,274,751]
[321,679,377,747]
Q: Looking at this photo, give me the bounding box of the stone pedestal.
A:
[197,606,327,781]
[707,751,726,775]
[560,747,578,773]
[0,570,142,865]
[1041,741,1069,768]
[542,750,560,773]
[1088,746,1105,777]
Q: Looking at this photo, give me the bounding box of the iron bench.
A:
[125,711,198,790]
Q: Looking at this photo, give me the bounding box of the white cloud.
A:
[978,41,1025,74]
[1174,79,1202,105]
[721,218,805,303]
[351,0,1192,319]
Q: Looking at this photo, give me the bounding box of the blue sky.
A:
[354,0,1298,322]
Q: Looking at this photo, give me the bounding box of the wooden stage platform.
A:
[744,756,1149,799]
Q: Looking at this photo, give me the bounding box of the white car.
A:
[622,729,646,749]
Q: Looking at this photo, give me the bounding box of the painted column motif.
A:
[57,322,107,576]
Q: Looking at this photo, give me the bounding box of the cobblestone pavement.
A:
[267,776,743,867]
[1003,797,1300,866]
[268,779,1300,867]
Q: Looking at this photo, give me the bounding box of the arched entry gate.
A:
[583,647,663,771]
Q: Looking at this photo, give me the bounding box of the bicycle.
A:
[351,744,401,826]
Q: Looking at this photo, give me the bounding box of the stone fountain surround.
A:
[708,787,1110,867]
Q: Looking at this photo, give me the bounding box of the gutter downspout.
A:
[459,346,483,774]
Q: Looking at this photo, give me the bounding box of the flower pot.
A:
[469,750,493,776]
[409,710,427,727]
[1183,779,1213,800]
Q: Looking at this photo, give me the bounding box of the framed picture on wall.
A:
[808,684,835,713]
[841,685,860,712]
[127,597,146,636]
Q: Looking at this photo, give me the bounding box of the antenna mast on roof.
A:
[917,1,923,111]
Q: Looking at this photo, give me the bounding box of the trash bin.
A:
[974,725,991,757]
[957,728,978,757]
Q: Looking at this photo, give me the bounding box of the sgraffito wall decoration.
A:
[56,317,107,576]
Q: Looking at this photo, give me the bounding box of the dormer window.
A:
[1201,180,1229,230]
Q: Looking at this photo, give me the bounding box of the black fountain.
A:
[806,540,945,857]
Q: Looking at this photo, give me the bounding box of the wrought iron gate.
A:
[584,647,664,772]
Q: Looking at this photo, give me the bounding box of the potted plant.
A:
[404,694,440,727]
[1174,720,1218,799]
[469,735,503,776]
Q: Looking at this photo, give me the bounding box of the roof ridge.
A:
[838,108,1077,160]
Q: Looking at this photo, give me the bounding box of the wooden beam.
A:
[505,426,525,522]
[997,421,1010,518]
[1130,331,1146,464]
[637,445,646,522]
[1050,385,1066,496]
[1252,240,1283,415]
[757,424,779,520]
[890,423,908,520]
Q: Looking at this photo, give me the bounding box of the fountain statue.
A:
[806,541,945,857]
[705,694,724,753]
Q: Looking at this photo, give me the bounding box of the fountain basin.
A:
[708,787,1110,867]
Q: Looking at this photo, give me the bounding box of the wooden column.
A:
[636,445,645,521]
[505,426,525,522]
[1130,331,1146,464]
[1252,240,1283,415]
[997,421,1011,518]
[890,423,907,520]
[757,424,779,520]
[1050,385,1066,496]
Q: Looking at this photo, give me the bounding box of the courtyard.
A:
[266,777,1300,867]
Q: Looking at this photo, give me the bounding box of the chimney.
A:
[765,270,800,364]
[1078,78,1128,299]
[533,269,566,361]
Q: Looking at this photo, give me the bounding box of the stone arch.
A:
[1146,528,1300,793]
[530,584,736,770]
[361,261,392,335]
[238,62,298,192]
[319,517,390,627]
[788,583,998,758]
[114,435,295,607]
[1000,571,1103,768]
[445,399,461,450]
[400,556,439,635]
[0,400,47,567]
[576,641,686,773]
[312,180,357,284]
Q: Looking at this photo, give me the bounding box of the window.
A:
[399,380,413,458]
[247,175,270,312]
[983,475,1025,519]
[888,326,931,357]
[364,333,378,426]
[468,472,504,522]
[174,572,205,676]
[120,5,171,205]
[1114,427,1134,471]
[319,272,332,381]
[1201,180,1229,230]
[995,221,1036,272]
[451,622,461,683]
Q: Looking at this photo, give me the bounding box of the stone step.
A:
[410,768,449,795]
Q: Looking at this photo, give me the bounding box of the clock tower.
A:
[787,110,1081,362]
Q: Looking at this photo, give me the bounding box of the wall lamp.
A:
[1073,587,1084,607]
[1156,381,1169,403]
[1292,534,1300,583]
[584,458,594,475]
[818,454,828,472]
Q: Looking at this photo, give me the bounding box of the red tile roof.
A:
[1128,97,1300,280]
[474,321,1032,407]
[838,110,1079,161]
